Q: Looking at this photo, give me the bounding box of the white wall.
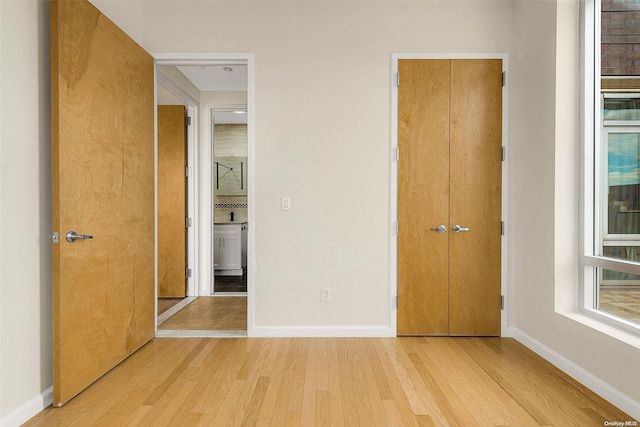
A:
[3,0,640,423]
[508,0,640,417]
[0,0,52,424]
[109,0,514,329]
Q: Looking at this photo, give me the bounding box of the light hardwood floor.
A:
[158,298,184,316]
[25,337,632,426]
[158,297,247,331]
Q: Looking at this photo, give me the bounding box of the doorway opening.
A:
[153,55,254,337]
[212,107,248,295]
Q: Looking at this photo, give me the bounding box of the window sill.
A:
[559,309,640,350]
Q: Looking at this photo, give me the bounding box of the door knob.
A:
[452,225,470,233]
[430,225,447,233]
[66,231,93,243]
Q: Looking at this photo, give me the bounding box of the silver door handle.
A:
[430,225,447,233]
[66,230,93,242]
[452,225,470,233]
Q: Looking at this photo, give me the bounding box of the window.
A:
[582,0,640,332]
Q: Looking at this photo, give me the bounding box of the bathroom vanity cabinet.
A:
[214,223,247,276]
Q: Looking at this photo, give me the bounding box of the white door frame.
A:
[389,53,509,336]
[153,53,255,336]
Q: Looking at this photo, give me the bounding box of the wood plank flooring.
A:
[158,298,184,316]
[24,337,632,426]
[158,297,247,331]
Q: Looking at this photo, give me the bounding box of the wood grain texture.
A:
[51,0,155,405]
[158,298,184,315]
[449,59,502,336]
[24,337,633,426]
[397,59,451,335]
[158,297,247,330]
[157,105,187,297]
[397,59,502,336]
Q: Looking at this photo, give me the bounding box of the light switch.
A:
[281,197,291,210]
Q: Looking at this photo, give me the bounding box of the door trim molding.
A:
[390,53,509,336]
[153,53,255,337]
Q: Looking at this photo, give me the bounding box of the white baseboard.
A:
[1,387,52,427]
[507,327,640,421]
[249,325,395,338]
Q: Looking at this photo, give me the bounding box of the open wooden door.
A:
[51,0,155,405]
[158,105,187,297]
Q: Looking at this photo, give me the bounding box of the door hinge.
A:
[186,116,192,126]
[501,295,505,310]
[501,221,505,236]
[186,217,192,228]
[394,147,399,162]
[396,72,400,87]
[395,295,399,309]
[393,221,399,236]
[185,166,192,178]
[186,267,192,279]
[501,146,506,162]
[502,71,506,87]
[51,232,59,244]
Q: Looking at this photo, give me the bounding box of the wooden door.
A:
[397,60,451,335]
[397,59,502,336]
[449,60,502,336]
[158,105,187,297]
[51,0,155,405]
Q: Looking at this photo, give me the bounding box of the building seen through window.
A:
[596,0,640,325]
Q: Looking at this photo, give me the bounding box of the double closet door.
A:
[397,59,502,336]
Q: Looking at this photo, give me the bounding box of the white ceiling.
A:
[177,65,247,91]
[157,65,248,124]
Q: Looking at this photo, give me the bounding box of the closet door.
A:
[397,59,450,335]
[397,59,502,336]
[449,59,502,336]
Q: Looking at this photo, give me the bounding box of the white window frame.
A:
[581,0,640,335]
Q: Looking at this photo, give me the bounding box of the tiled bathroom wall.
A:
[214,124,248,223]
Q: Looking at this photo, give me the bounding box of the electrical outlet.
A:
[321,288,330,302]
